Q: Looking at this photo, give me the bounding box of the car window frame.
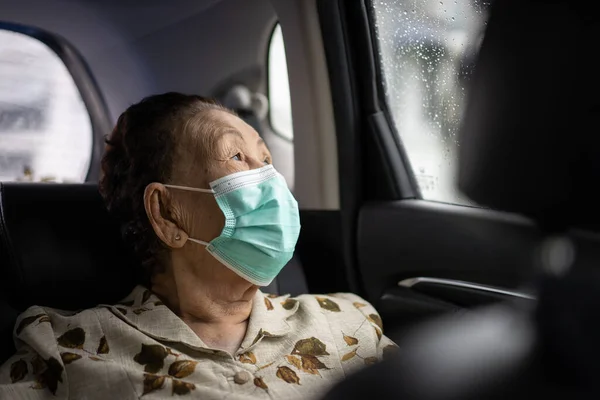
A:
[0,21,111,182]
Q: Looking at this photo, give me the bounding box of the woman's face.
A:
[153,110,273,259]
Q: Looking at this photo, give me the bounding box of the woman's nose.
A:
[246,156,266,170]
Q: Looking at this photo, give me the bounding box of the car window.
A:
[370,0,490,205]
[0,29,92,183]
[267,23,293,141]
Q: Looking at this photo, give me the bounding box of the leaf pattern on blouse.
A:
[316,297,341,312]
[97,336,109,355]
[168,360,198,379]
[133,344,169,373]
[343,333,359,346]
[57,328,85,349]
[9,360,27,383]
[276,366,300,385]
[15,314,46,336]
[0,286,397,399]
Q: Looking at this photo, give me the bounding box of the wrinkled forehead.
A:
[170,109,265,181]
[196,110,266,150]
[171,109,228,166]
[188,110,261,153]
[185,109,233,155]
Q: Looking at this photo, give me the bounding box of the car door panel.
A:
[358,200,539,298]
[357,201,542,329]
[358,199,600,336]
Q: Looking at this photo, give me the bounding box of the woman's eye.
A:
[232,153,242,161]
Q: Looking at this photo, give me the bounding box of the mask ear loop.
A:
[188,238,210,246]
[163,184,214,193]
[163,184,215,246]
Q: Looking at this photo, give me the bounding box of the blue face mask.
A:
[164,165,301,286]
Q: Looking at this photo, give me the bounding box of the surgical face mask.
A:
[164,165,301,286]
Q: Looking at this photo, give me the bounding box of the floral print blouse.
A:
[0,286,397,399]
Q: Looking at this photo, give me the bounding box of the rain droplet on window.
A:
[369,0,490,204]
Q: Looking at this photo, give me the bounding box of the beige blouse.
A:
[0,286,397,399]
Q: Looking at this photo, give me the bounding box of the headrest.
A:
[457,0,600,228]
[221,84,269,120]
[222,84,253,110]
[0,183,138,312]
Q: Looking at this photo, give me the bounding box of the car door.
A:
[313,0,547,339]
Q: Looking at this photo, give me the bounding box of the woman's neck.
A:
[150,255,258,352]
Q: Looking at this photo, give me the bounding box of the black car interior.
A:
[323,0,600,398]
[2,0,600,396]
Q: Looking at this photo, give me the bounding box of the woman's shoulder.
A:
[14,285,148,330]
[268,291,385,333]
[288,291,379,313]
[16,304,98,323]
[14,304,107,340]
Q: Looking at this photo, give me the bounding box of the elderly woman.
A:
[0,93,396,399]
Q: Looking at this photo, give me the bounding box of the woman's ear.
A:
[144,183,188,249]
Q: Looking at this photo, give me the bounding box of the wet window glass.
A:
[370,0,490,204]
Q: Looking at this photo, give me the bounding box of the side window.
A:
[267,24,293,141]
[266,23,295,191]
[0,29,92,182]
[370,0,490,205]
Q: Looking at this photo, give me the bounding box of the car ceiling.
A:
[1,0,340,210]
[0,0,277,121]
